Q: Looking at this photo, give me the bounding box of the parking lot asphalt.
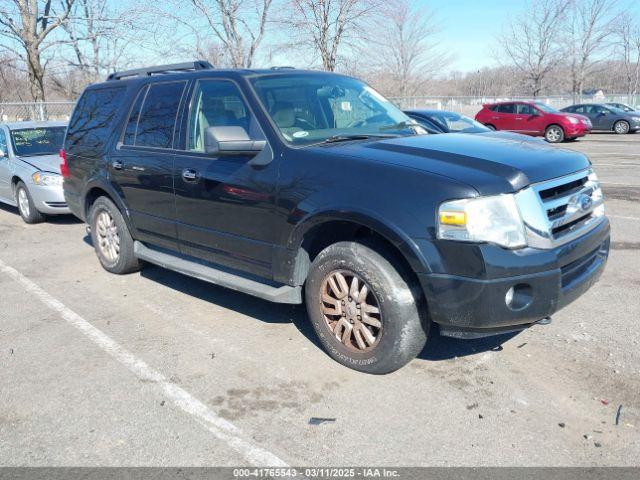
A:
[1,134,639,467]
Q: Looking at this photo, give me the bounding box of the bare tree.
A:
[499,0,569,97]
[615,13,640,102]
[287,0,381,71]
[0,0,75,101]
[367,0,447,97]
[186,0,274,68]
[565,0,619,101]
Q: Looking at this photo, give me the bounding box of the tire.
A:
[544,125,565,143]
[89,196,140,274]
[614,120,630,134]
[485,124,496,131]
[15,181,45,224]
[305,241,428,374]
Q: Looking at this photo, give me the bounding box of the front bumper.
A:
[418,218,610,338]
[29,183,71,215]
[565,124,591,137]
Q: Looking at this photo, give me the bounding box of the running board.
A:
[134,241,302,304]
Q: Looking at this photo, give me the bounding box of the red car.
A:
[475,101,592,143]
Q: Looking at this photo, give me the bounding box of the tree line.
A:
[0,0,638,103]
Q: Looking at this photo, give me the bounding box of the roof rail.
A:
[107,61,213,81]
[270,66,295,70]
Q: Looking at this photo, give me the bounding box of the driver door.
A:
[173,78,278,279]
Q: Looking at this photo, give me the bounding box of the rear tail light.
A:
[59,149,70,178]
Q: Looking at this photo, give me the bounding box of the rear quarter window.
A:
[66,86,126,157]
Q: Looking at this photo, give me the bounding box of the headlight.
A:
[438,194,527,249]
[566,116,579,124]
[32,171,63,186]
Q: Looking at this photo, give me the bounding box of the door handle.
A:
[112,160,123,170]
[182,168,199,181]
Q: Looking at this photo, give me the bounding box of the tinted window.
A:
[187,80,263,152]
[497,104,515,113]
[66,87,125,155]
[123,86,148,146]
[135,82,186,148]
[572,106,583,113]
[11,127,66,157]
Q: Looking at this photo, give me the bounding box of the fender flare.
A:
[82,177,136,233]
[288,207,432,275]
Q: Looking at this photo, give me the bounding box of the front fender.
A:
[289,207,433,276]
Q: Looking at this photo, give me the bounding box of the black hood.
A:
[311,133,591,195]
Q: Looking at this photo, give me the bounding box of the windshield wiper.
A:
[321,134,391,144]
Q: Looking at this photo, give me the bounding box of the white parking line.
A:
[0,258,288,467]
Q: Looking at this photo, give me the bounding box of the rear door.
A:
[494,103,516,130]
[172,78,277,279]
[110,80,188,250]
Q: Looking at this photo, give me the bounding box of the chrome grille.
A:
[515,169,606,249]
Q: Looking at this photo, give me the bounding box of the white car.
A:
[0,121,70,223]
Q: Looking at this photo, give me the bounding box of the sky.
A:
[424,0,640,72]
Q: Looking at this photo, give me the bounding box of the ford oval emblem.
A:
[578,194,592,211]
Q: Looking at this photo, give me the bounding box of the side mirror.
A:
[204,126,266,156]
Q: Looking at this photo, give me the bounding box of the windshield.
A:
[534,102,559,113]
[10,127,65,157]
[430,112,489,133]
[250,73,421,145]
[608,103,633,112]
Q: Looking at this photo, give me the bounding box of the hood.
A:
[311,133,591,195]
[16,154,62,174]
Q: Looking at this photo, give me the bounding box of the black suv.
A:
[62,62,610,374]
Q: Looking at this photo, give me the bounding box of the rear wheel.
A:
[15,181,45,224]
[485,124,496,131]
[305,241,428,374]
[614,120,630,134]
[89,196,140,274]
[544,125,565,143]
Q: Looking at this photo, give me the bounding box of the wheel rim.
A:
[96,210,120,263]
[547,127,561,142]
[320,270,382,352]
[615,122,628,134]
[17,188,30,217]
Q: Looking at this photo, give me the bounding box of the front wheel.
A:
[15,181,45,224]
[485,124,496,131]
[305,241,428,374]
[89,196,140,274]
[614,120,630,134]
[545,125,565,143]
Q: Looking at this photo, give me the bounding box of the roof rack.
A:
[107,61,213,81]
[270,66,296,70]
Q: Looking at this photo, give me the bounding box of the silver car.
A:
[0,121,70,223]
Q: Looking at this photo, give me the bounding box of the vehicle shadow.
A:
[417,328,520,361]
[82,233,521,363]
[0,202,81,225]
[139,263,319,343]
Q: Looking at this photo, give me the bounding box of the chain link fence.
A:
[0,102,75,122]
[1,94,638,123]
[389,94,640,117]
